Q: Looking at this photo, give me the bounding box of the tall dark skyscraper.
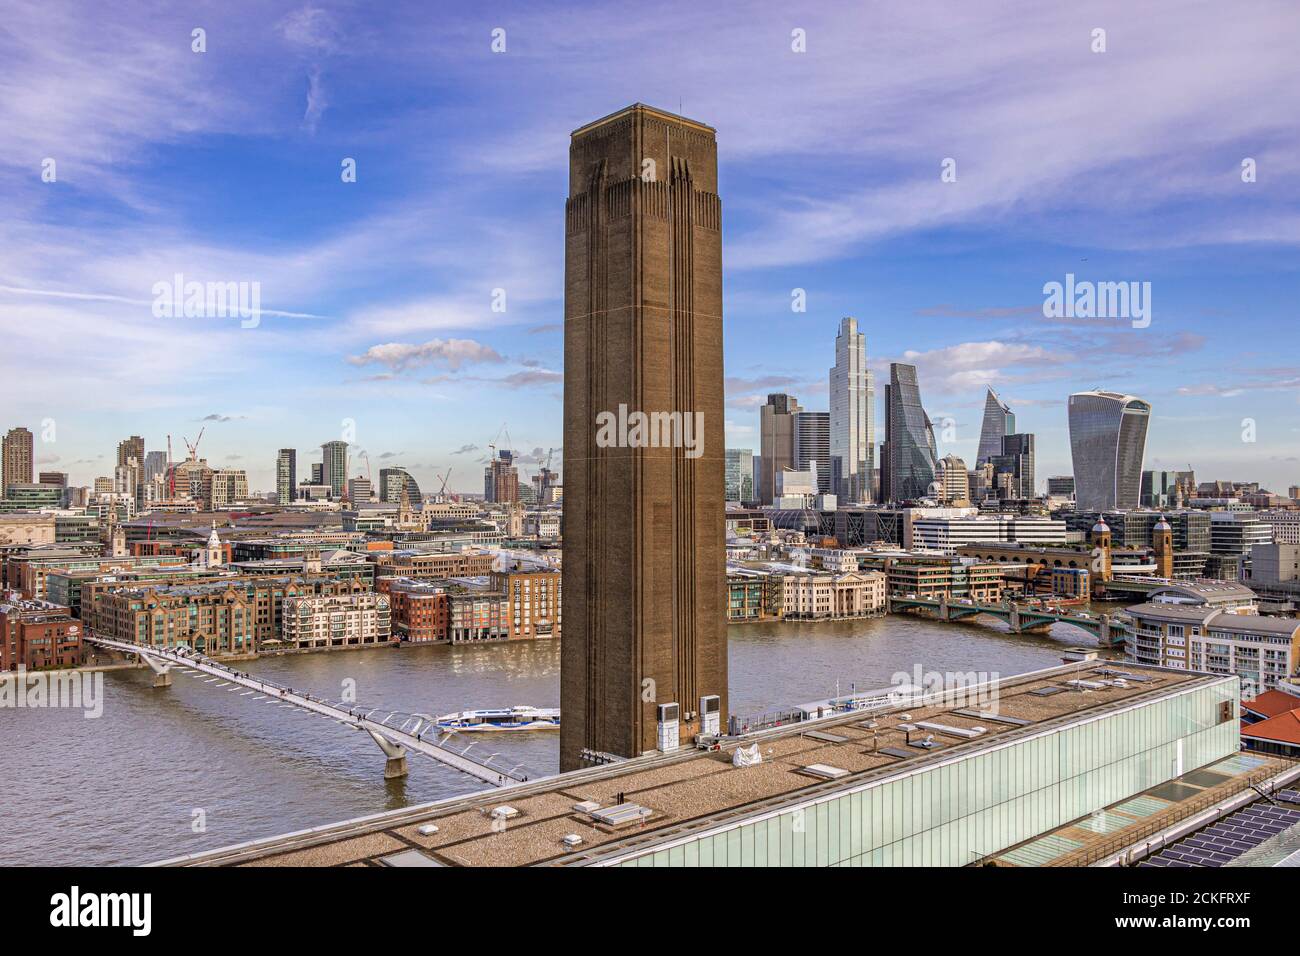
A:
[882,363,937,502]
[561,104,727,771]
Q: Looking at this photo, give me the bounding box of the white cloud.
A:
[348,338,504,372]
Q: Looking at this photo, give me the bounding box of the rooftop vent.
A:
[916,720,985,740]
[377,849,443,867]
[801,763,849,780]
[561,834,583,849]
[589,803,653,828]
[490,805,519,820]
[1066,679,1106,690]
[572,800,601,814]
[417,824,440,837]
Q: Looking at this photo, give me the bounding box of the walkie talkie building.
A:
[1068,390,1151,511]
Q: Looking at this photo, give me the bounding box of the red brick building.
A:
[381,577,450,643]
[0,599,82,670]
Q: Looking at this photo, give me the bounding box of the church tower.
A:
[1153,516,1174,580]
[1089,518,1113,593]
[203,521,223,568]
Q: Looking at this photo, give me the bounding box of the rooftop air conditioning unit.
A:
[700,694,721,735]
[657,702,680,753]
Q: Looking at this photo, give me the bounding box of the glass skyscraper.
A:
[724,448,754,501]
[793,411,831,494]
[883,363,937,502]
[990,432,1035,499]
[1068,390,1151,511]
[829,317,874,503]
[976,387,1015,466]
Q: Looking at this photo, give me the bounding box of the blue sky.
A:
[2,0,1298,494]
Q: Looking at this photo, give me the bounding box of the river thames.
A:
[2,614,1113,865]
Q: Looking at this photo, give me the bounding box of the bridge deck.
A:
[85,636,526,787]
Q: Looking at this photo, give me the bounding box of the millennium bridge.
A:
[84,634,529,786]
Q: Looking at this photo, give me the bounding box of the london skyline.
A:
[3,1,1298,496]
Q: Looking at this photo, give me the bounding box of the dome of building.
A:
[1092,518,1110,534]
[1153,516,1172,532]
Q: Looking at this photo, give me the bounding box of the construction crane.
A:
[436,468,452,498]
[166,435,174,497]
[182,427,205,462]
[488,422,513,460]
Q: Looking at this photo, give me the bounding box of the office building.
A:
[989,432,1035,500]
[1142,470,1180,508]
[320,441,348,498]
[347,476,373,504]
[976,387,1015,466]
[379,467,422,505]
[758,393,801,505]
[209,469,249,509]
[276,449,296,505]
[793,411,831,494]
[909,512,1067,554]
[1210,511,1274,556]
[937,454,970,504]
[561,104,727,770]
[1068,390,1150,511]
[724,448,754,502]
[774,462,819,506]
[882,363,937,503]
[143,451,168,484]
[829,317,875,502]
[1046,475,1075,498]
[2,427,34,493]
[1258,510,1300,546]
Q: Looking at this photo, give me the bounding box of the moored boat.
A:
[436,705,560,731]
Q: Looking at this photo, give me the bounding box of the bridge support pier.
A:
[139,654,173,688]
[365,729,409,779]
